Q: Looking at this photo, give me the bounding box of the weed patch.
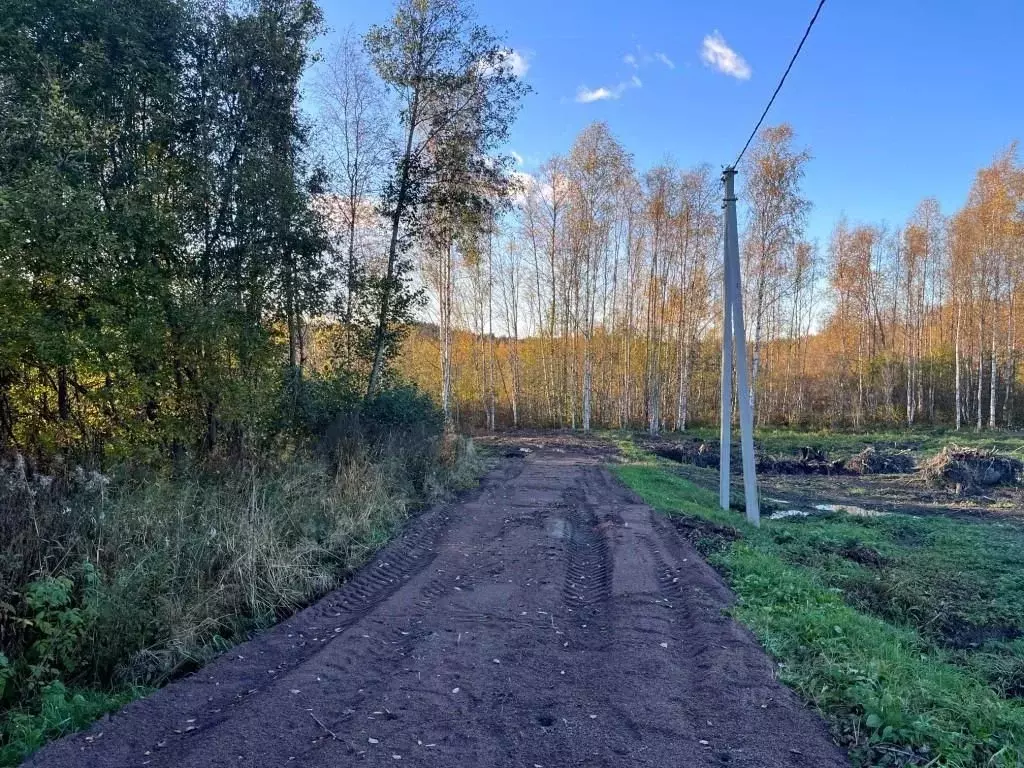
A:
[0,431,482,766]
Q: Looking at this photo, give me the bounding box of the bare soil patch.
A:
[25,437,847,768]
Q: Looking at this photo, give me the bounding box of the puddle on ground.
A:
[767,502,890,521]
[813,503,888,517]
[768,509,811,520]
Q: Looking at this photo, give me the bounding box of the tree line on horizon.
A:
[4,0,1022,459]
[390,124,1024,432]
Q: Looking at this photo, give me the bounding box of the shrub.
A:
[0,382,477,764]
[279,368,363,439]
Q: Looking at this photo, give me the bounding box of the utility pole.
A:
[720,167,760,526]
[719,184,734,511]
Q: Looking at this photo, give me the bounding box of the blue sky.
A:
[312,0,1023,244]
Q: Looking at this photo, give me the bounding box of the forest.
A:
[0,0,519,761]
[393,126,1024,432]
[4,0,1024,764]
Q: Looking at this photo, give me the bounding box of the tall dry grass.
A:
[0,434,481,699]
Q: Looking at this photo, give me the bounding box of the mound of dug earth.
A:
[647,438,720,468]
[846,446,916,475]
[921,445,1023,491]
[757,447,844,475]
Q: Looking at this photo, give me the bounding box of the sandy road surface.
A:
[27,437,847,768]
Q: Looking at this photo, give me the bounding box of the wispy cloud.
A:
[510,150,524,166]
[577,46,664,104]
[623,46,675,71]
[654,51,675,70]
[576,86,616,103]
[575,74,642,104]
[700,31,751,80]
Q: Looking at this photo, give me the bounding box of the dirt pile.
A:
[669,514,741,557]
[757,446,844,475]
[646,438,720,468]
[846,447,916,475]
[651,440,848,476]
[921,445,1023,492]
[836,541,888,567]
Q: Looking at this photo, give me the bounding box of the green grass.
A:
[679,426,1024,460]
[0,683,146,766]
[614,457,1024,767]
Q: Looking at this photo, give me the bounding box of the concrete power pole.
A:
[719,167,760,526]
[719,181,734,511]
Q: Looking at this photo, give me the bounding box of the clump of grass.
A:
[614,454,1024,767]
[89,451,413,682]
[725,541,1023,767]
[0,682,142,766]
[0,432,482,766]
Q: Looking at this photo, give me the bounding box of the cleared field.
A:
[641,428,1024,520]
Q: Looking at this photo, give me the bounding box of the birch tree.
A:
[741,125,811,418]
[364,0,525,396]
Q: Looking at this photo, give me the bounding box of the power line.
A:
[732,0,827,168]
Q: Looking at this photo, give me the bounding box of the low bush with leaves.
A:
[0,385,481,766]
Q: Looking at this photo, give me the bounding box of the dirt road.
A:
[27,438,848,767]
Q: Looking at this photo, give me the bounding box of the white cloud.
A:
[503,49,530,78]
[623,46,675,71]
[479,48,530,79]
[576,86,616,103]
[510,170,536,205]
[700,31,751,80]
[575,74,642,104]
[510,150,524,166]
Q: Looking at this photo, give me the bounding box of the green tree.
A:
[0,0,330,458]
[362,0,526,396]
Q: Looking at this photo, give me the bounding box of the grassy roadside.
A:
[677,426,1024,460]
[0,432,484,767]
[613,453,1024,767]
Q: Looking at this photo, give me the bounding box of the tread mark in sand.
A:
[639,531,718,632]
[638,533,684,599]
[328,510,449,620]
[562,498,612,610]
[416,552,504,608]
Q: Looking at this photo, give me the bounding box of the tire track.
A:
[561,496,612,610]
[331,510,451,617]
[25,438,850,768]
